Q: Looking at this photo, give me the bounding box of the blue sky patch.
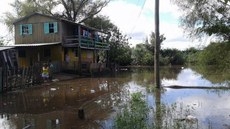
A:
[160,12,178,24]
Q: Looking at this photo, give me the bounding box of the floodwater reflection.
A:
[162,68,230,87]
[0,66,230,129]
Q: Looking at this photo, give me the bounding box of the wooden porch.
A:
[64,35,109,50]
[62,23,110,50]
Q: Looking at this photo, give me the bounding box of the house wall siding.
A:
[17,45,62,67]
[51,45,62,61]
[15,15,61,44]
[61,22,79,43]
[61,48,93,63]
[82,50,94,63]
[61,23,73,36]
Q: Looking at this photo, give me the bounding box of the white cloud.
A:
[101,1,146,34]
[100,0,153,39]
[100,0,205,50]
[162,68,214,86]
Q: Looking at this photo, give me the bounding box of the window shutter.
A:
[54,22,58,33]
[19,25,22,35]
[44,23,49,34]
[28,24,32,35]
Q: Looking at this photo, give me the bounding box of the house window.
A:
[44,22,58,34]
[20,24,32,35]
[44,48,51,57]
[18,49,26,57]
[49,23,54,33]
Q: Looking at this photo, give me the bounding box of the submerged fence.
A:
[0,64,43,93]
[0,61,108,93]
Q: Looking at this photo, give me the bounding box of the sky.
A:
[99,0,211,50]
[0,0,210,50]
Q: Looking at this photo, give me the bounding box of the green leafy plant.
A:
[114,92,198,129]
[114,92,149,129]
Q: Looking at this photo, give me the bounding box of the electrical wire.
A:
[129,0,147,35]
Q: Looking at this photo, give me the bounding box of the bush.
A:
[115,92,149,129]
[197,42,230,69]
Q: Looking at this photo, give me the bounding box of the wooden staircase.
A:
[2,49,18,68]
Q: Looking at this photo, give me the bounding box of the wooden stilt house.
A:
[13,12,110,74]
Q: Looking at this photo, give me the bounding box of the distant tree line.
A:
[192,41,230,69]
[131,39,230,69]
[131,41,197,66]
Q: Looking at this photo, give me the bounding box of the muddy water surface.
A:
[0,66,230,129]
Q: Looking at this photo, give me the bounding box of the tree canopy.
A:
[0,36,10,46]
[3,0,110,32]
[145,32,166,54]
[0,37,5,46]
[85,15,133,66]
[172,0,230,41]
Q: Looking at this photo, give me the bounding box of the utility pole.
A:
[154,0,160,88]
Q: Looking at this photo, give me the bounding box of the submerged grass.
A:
[114,92,149,129]
[114,92,198,129]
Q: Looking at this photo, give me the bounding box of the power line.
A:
[129,0,147,35]
[136,0,147,22]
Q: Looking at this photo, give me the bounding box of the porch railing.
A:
[63,35,109,50]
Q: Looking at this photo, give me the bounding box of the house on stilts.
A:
[13,12,110,74]
[0,13,110,93]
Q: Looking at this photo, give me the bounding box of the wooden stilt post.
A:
[78,25,82,75]
[78,108,85,119]
[0,68,3,93]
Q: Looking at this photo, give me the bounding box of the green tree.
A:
[0,36,10,46]
[132,32,166,66]
[183,47,200,64]
[85,15,132,66]
[160,49,185,65]
[2,0,110,32]
[82,15,115,32]
[197,42,230,68]
[145,32,166,54]
[172,0,230,41]
[132,43,153,65]
[108,30,132,66]
[0,37,4,46]
[132,46,186,66]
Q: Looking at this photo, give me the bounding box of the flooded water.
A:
[0,66,230,129]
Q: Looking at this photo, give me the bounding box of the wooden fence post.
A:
[0,68,3,93]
